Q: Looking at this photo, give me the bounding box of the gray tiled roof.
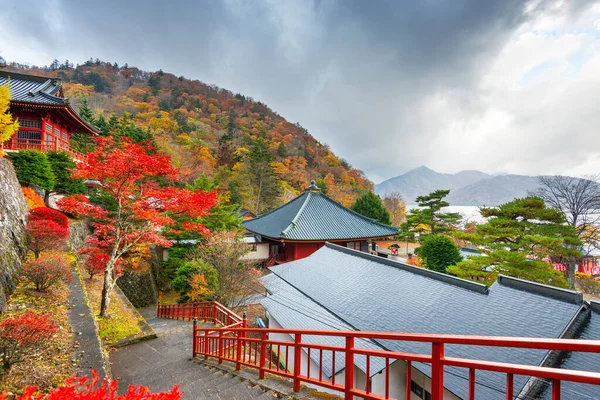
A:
[263,244,586,400]
[540,302,600,400]
[0,71,65,105]
[243,189,398,241]
[260,274,387,378]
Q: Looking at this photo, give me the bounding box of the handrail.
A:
[2,139,87,163]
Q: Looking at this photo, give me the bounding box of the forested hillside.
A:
[7,59,371,212]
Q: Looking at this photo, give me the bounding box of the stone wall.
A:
[0,158,29,313]
[117,270,157,308]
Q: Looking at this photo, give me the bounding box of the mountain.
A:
[6,59,371,210]
[375,167,542,206]
[375,166,491,203]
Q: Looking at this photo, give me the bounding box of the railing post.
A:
[156,303,160,318]
[345,336,355,400]
[218,330,224,364]
[406,360,412,400]
[293,333,302,392]
[259,332,267,379]
[213,303,217,325]
[193,303,197,320]
[192,318,198,357]
[204,331,210,360]
[552,379,561,400]
[431,342,444,400]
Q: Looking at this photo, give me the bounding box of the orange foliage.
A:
[22,187,45,209]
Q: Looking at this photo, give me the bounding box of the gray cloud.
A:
[1,0,598,182]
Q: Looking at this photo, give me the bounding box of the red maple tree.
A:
[58,137,217,317]
[25,219,70,258]
[0,311,58,370]
[29,207,69,229]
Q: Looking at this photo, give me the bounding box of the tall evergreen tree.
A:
[448,197,581,287]
[351,191,392,225]
[45,151,86,203]
[79,97,94,124]
[8,151,55,191]
[401,189,461,236]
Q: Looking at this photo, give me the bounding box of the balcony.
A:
[1,138,87,163]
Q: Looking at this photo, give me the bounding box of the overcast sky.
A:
[1,0,599,183]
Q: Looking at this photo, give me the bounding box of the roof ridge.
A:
[244,191,308,222]
[281,191,312,237]
[0,70,62,83]
[497,275,583,304]
[324,242,489,294]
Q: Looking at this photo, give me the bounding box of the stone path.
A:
[67,269,108,380]
[110,307,279,399]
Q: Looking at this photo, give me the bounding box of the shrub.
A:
[46,151,86,195]
[576,273,600,295]
[84,253,108,279]
[0,311,58,370]
[172,259,217,303]
[21,187,45,209]
[25,220,69,258]
[0,369,181,399]
[7,150,55,191]
[22,254,72,291]
[29,207,69,229]
[418,234,462,273]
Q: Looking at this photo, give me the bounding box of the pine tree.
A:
[351,191,392,225]
[79,98,94,124]
[447,197,581,287]
[401,189,461,236]
[8,151,55,191]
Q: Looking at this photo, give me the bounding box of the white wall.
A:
[241,243,269,261]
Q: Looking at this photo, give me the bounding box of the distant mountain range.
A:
[374,166,542,206]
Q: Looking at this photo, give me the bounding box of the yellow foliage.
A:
[187,273,211,302]
[22,187,45,209]
[0,81,19,153]
[63,83,94,99]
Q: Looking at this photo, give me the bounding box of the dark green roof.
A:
[0,70,65,105]
[243,186,398,241]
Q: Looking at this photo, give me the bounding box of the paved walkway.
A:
[67,270,108,380]
[110,307,277,399]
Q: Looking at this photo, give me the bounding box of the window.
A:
[62,132,68,140]
[411,381,424,398]
[54,127,60,136]
[46,123,52,132]
[17,131,41,140]
[346,241,361,250]
[424,391,431,400]
[19,119,41,129]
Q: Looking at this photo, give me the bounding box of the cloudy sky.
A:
[1,0,599,183]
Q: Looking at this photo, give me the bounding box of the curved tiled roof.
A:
[0,70,65,105]
[0,70,99,134]
[242,187,398,241]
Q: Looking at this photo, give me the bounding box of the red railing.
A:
[161,302,600,400]
[1,139,87,163]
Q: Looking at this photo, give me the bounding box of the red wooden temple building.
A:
[243,181,399,266]
[0,70,98,162]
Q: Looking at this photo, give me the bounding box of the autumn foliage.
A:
[21,187,45,209]
[29,207,69,229]
[22,254,72,291]
[0,311,58,370]
[0,370,181,399]
[25,220,70,259]
[58,137,217,317]
[0,80,19,155]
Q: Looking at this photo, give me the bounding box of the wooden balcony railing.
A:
[158,301,600,400]
[1,139,87,163]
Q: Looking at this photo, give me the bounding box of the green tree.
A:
[351,191,392,225]
[172,259,218,303]
[79,97,94,124]
[44,151,86,203]
[401,189,461,236]
[8,151,55,191]
[418,235,462,273]
[188,174,243,233]
[447,197,580,288]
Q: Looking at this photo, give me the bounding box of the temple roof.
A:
[0,70,65,105]
[243,182,398,241]
[0,70,98,134]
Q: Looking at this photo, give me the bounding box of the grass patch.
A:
[83,275,142,345]
[158,290,180,305]
[0,279,73,394]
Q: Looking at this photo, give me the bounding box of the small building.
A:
[260,243,600,400]
[243,181,398,266]
[0,70,98,162]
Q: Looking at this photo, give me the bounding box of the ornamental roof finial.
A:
[306,179,320,192]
